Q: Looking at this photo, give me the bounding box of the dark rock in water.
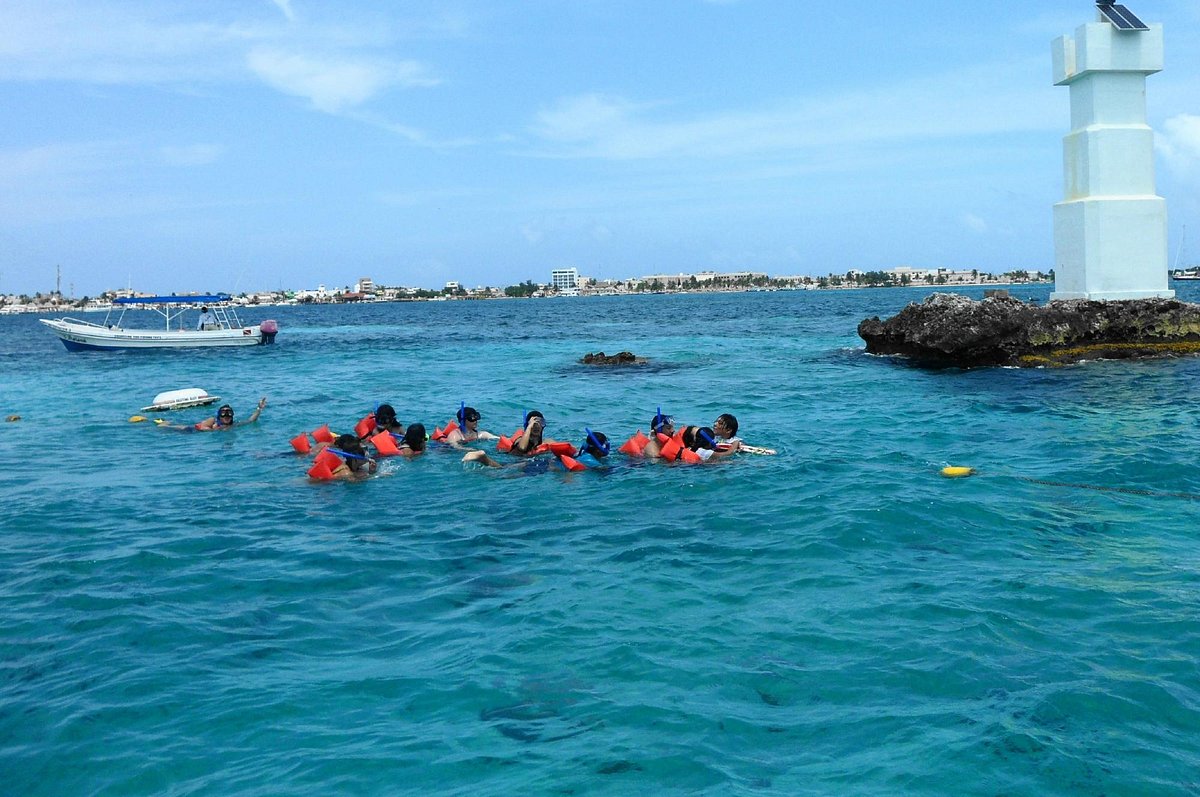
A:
[858,293,1200,367]
[580,351,647,365]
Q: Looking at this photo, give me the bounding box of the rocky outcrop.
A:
[579,351,647,365]
[858,293,1200,367]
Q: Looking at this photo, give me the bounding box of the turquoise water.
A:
[3,287,1200,796]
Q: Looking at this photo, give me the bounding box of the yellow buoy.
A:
[941,466,975,478]
[128,415,148,423]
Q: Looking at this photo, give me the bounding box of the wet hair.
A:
[375,404,397,426]
[333,434,369,470]
[514,418,543,455]
[681,425,697,448]
[693,427,718,450]
[200,306,209,313]
[524,409,544,426]
[715,413,739,436]
[457,406,480,424]
[582,429,610,459]
[403,423,427,452]
[216,404,234,424]
[651,413,673,434]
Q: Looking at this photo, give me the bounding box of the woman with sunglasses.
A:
[194,397,266,431]
[443,405,498,445]
[159,397,267,431]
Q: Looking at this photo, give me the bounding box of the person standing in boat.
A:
[197,306,217,330]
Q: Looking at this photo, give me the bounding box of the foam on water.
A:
[2,287,1200,795]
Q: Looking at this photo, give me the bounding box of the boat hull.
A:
[41,319,265,351]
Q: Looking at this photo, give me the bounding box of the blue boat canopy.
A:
[113,294,232,305]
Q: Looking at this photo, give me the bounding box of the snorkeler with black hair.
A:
[397,423,428,457]
[639,408,675,458]
[573,429,611,468]
[360,403,404,442]
[443,405,498,445]
[157,397,267,432]
[327,433,377,479]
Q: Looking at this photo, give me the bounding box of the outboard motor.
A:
[260,319,279,344]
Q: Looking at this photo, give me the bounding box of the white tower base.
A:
[1051,196,1170,300]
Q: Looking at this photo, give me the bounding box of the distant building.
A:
[551,268,579,296]
[355,276,374,294]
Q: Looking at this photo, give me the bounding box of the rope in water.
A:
[1014,476,1200,502]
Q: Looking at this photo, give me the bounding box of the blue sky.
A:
[1,0,1197,296]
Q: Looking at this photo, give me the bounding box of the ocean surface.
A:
[2,286,1200,796]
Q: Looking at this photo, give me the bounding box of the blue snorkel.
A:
[328,448,373,461]
[584,428,610,458]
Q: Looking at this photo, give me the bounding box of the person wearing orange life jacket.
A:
[359,403,404,443]
[571,429,611,469]
[442,405,498,445]
[639,410,675,458]
[509,410,565,457]
[462,410,569,469]
[681,425,736,462]
[326,434,378,479]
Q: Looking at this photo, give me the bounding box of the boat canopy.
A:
[113,294,232,305]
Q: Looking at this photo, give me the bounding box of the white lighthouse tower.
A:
[1050,1,1171,301]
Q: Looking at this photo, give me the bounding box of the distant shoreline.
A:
[1,280,1056,315]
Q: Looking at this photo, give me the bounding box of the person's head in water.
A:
[692,427,718,451]
[713,414,739,439]
[375,403,398,429]
[581,429,610,459]
[403,423,427,452]
[457,406,481,432]
[334,433,369,471]
[651,412,674,436]
[216,404,234,426]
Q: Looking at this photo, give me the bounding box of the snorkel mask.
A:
[583,428,610,458]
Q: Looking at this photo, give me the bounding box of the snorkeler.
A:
[396,423,428,457]
[159,397,267,431]
[510,410,551,457]
[572,429,610,468]
[360,403,404,441]
[464,411,571,468]
[324,434,377,479]
[639,410,675,458]
[442,405,498,445]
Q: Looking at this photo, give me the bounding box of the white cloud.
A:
[963,213,989,233]
[270,0,296,22]
[529,58,1057,161]
[246,47,436,113]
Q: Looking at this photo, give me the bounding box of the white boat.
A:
[140,388,220,412]
[40,294,278,351]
